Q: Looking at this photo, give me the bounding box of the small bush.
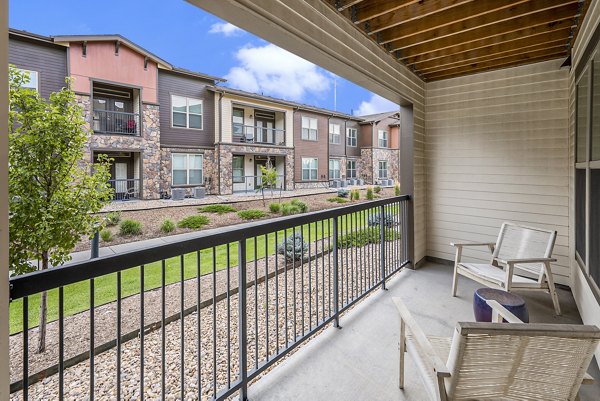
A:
[237,209,267,220]
[119,219,142,236]
[366,187,374,200]
[327,197,349,204]
[337,227,400,248]
[269,203,281,213]
[368,212,398,228]
[105,211,122,227]
[394,184,401,196]
[352,189,360,200]
[374,186,382,194]
[198,204,236,215]
[100,229,113,242]
[160,219,176,233]
[178,215,210,229]
[337,189,349,198]
[277,232,308,260]
[281,203,299,216]
[290,199,309,213]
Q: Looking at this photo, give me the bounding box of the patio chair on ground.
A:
[451,222,562,315]
[393,297,600,401]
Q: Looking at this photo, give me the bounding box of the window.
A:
[233,108,244,136]
[301,158,318,181]
[329,159,340,179]
[17,68,38,91]
[347,160,357,179]
[301,117,318,140]
[378,129,388,148]
[329,123,340,144]
[172,95,203,129]
[347,128,357,147]
[378,161,388,179]
[232,155,245,183]
[172,153,203,185]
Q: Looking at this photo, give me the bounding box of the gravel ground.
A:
[75,188,395,252]
[10,236,404,401]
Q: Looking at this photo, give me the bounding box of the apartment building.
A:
[8,28,401,199]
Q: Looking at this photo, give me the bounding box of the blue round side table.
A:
[473,288,529,323]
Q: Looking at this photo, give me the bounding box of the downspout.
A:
[371,121,375,184]
[217,89,224,194]
[293,107,299,188]
[327,114,333,183]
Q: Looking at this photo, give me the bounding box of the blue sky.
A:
[9,0,398,116]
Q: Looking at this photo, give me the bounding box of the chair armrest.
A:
[498,257,557,264]
[582,372,595,385]
[486,300,523,323]
[392,298,451,378]
[450,242,495,248]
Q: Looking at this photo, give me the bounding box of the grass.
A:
[327,197,349,204]
[237,209,267,220]
[160,219,176,233]
[198,204,237,215]
[178,215,210,229]
[100,229,113,242]
[120,219,142,236]
[9,208,385,334]
[269,203,281,213]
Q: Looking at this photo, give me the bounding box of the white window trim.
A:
[301,157,318,181]
[171,95,203,130]
[17,68,39,91]
[378,160,388,179]
[378,129,388,148]
[347,128,357,147]
[329,158,341,179]
[172,153,204,186]
[329,123,341,144]
[301,116,318,141]
[347,159,357,178]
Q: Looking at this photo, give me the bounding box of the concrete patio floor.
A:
[248,262,600,401]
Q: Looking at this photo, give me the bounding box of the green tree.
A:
[8,67,113,353]
[257,158,279,206]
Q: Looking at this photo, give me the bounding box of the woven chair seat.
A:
[459,263,536,286]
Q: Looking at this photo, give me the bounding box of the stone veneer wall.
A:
[294,181,329,190]
[372,148,399,184]
[160,147,218,196]
[217,144,295,195]
[77,95,162,199]
[358,148,374,184]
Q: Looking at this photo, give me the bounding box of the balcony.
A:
[233,125,286,146]
[108,178,142,201]
[92,110,140,136]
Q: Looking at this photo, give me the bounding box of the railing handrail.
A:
[9,195,409,300]
[93,109,139,117]
[234,124,285,133]
[107,178,141,182]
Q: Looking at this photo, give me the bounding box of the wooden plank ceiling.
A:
[326,0,589,81]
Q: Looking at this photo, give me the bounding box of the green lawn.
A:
[10,214,381,335]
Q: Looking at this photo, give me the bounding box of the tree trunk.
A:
[37,252,48,353]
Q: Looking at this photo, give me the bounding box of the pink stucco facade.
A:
[68,42,158,103]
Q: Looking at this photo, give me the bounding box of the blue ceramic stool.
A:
[473,288,529,323]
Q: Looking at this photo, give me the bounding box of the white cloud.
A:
[208,22,244,37]
[355,94,398,116]
[225,44,331,101]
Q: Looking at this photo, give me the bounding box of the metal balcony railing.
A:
[93,110,140,136]
[233,124,286,145]
[9,196,410,400]
[233,174,285,193]
[108,178,142,201]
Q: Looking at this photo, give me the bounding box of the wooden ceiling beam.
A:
[419,41,568,74]
[353,0,422,24]
[365,0,474,33]
[336,0,367,12]
[381,0,577,46]
[403,23,573,66]
[413,31,570,71]
[389,3,578,54]
[424,50,568,81]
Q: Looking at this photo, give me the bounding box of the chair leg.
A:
[544,262,561,316]
[399,319,406,389]
[452,248,462,297]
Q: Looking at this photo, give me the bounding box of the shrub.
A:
[277,232,308,260]
[237,209,267,220]
[337,227,400,248]
[119,219,142,236]
[178,215,210,229]
[337,189,349,198]
[105,211,122,227]
[100,229,113,242]
[327,197,349,204]
[198,204,236,215]
[352,189,360,200]
[160,219,176,233]
[368,212,398,228]
[366,187,374,200]
[290,199,309,213]
[269,203,281,213]
[394,184,401,196]
[281,203,299,216]
[374,186,382,194]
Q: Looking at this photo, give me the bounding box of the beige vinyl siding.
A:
[414,102,426,262]
[424,60,570,284]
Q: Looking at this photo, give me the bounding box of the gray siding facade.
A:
[8,34,67,100]
[158,70,216,148]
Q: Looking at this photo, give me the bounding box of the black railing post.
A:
[380,205,386,290]
[332,217,340,328]
[91,230,99,259]
[238,239,249,401]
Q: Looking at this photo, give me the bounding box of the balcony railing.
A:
[108,178,142,201]
[9,196,410,400]
[233,124,286,145]
[93,110,140,136]
[233,174,285,193]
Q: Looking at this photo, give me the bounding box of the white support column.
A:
[0,0,11,398]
